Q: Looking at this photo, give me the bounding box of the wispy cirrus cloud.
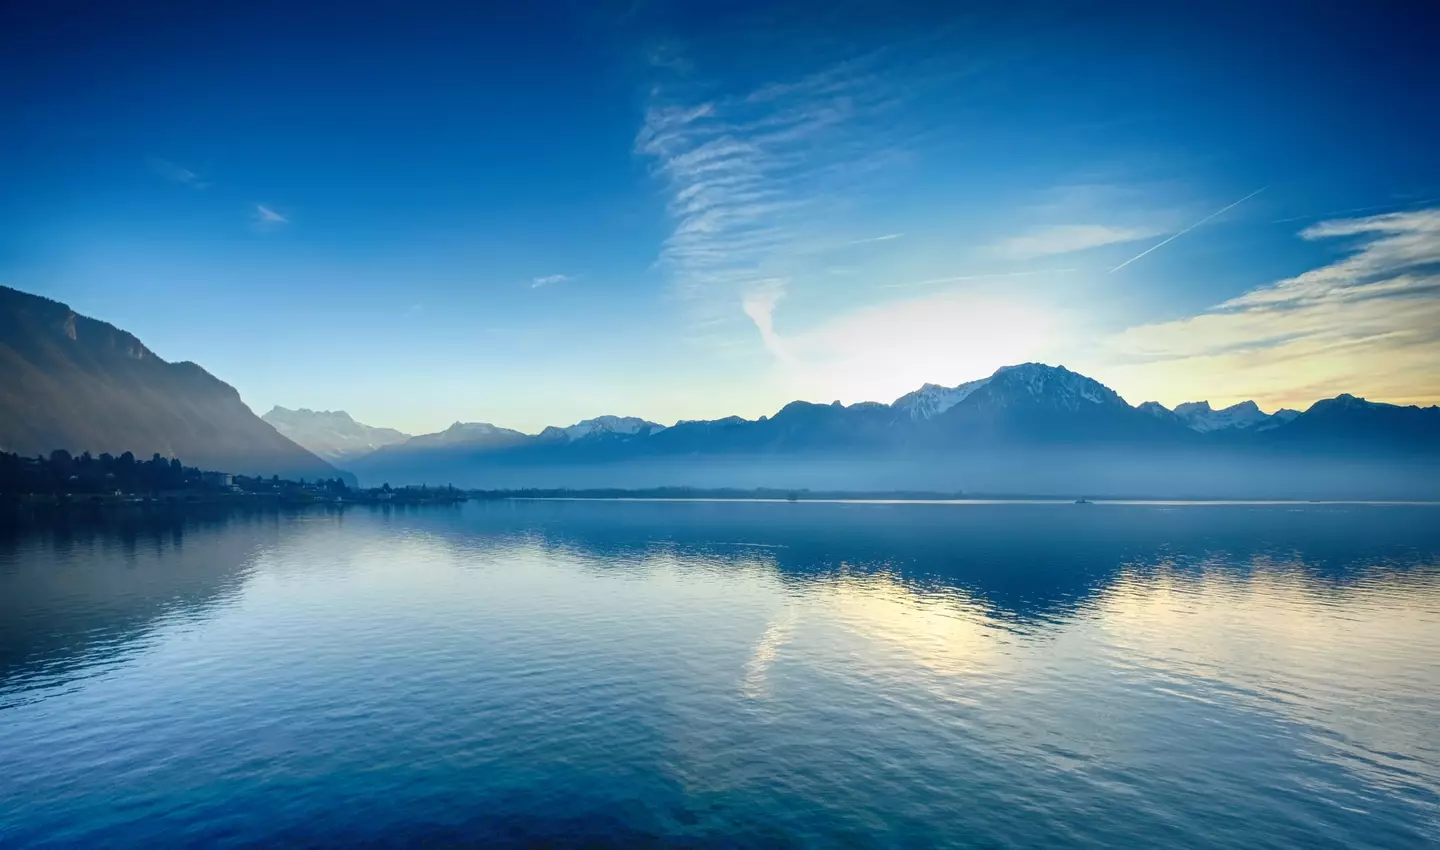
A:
[149,158,211,189]
[636,54,910,346]
[989,224,1159,260]
[252,204,289,229]
[531,273,575,289]
[1105,208,1440,407]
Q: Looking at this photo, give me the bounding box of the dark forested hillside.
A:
[0,285,347,482]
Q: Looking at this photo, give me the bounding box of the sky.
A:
[3,0,1438,435]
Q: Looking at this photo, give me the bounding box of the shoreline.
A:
[491,496,1440,506]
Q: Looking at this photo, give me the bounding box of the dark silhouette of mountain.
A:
[346,363,1439,498]
[0,285,348,483]
[1275,394,1440,452]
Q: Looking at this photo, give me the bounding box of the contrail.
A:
[1271,196,1440,225]
[1109,186,1267,273]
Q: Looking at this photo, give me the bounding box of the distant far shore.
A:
[470,487,966,502]
[467,487,1440,505]
[9,480,1436,515]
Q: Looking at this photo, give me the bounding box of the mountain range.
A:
[0,286,347,483]
[262,406,410,464]
[4,283,1436,499]
[307,363,1438,499]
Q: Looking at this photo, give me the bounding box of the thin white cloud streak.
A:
[149,158,211,189]
[531,274,575,289]
[1104,208,1440,408]
[1109,187,1267,273]
[991,224,1158,260]
[253,204,288,226]
[850,232,904,245]
[740,282,792,365]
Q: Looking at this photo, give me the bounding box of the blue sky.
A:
[3,1,1437,434]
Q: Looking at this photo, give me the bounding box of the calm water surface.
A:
[2,501,1438,847]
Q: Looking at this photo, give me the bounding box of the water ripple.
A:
[1,502,1438,847]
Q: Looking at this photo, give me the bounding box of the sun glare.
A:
[787,291,1070,403]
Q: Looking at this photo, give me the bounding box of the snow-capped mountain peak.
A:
[1172,400,1272,433]
[398,421,529,448]
[261,406,410,463]
[984,363,1127,410]
[892,363,1127,419]
[891,378,991,420]
[1254,408,1301,432]
[1137,401,1175,419]
[543,415,666,442]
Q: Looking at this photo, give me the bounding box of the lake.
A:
[2,501,1438,847]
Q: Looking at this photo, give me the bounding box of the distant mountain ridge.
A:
[538,415,666,442]
[5,281,1433,499]
[345,362,1440,499]
[400,421,531,450]
[0,285,348,482]
[1138,398,1304,433]
[892,378,989,420]
[262,406,410,463]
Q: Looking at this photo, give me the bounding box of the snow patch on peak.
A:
[893,363,1129,418]
[986,363,1126,409]
[261,406,409,462]
[1255,408,1303,432]
[559,415,665,441]
[892,378,991,420]
[443,422,508,439]
[672,415,748,428]
[1173,400,1271,432]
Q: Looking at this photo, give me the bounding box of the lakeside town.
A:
[0,450,466,508]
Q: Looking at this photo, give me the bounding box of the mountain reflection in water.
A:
[1,501,1437,848]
